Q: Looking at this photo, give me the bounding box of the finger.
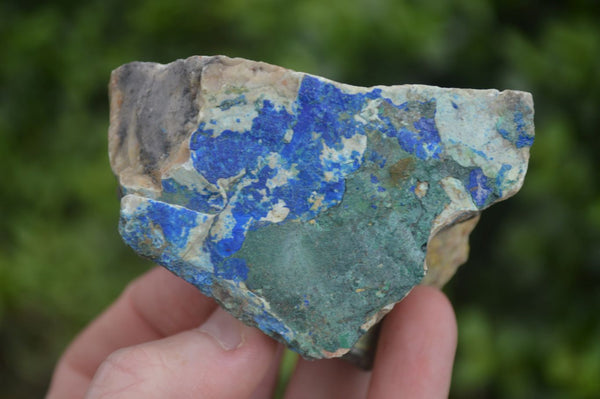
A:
[47,267,217,399]
[249,344,284,399]
[284,358,370,399]
[367,285,457,399]
[86,307,278,399]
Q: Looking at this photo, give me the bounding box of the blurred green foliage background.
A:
[1,0,599,397]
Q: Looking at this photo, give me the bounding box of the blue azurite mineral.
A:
[109,56,534,359]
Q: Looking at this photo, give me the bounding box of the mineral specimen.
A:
[108,56,534,359]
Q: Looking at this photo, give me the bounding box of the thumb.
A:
[85,307,278,399]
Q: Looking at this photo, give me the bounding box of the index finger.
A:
[47,266,217,399]
[367,285,457,398]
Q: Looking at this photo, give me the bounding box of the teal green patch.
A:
[237,128,450,357]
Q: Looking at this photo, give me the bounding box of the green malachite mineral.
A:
[108,56,534,359]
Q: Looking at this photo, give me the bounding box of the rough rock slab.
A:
[108,55,534,359]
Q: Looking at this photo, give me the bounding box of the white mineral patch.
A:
[360,302,395,331]
[266,164,298,190]
[435,92,522,180]
[209,203,236,241]
[118,172,161,199]
[308,192,326,211]
[430,177,478,238]
[319,142,339,171]
[120,193,151,215]
[262,199,290,223]
[121,194,216,267]
[182,214,218,271]
[265,152,281,168]
[216,169,246,196]
[200,56,301,119]
[283,129,294,143]
[199,107,259,137]
[414,181,429,198]
[340,134,367,160]
[319,133,366,177]
[165,158,220,195]
[355,98,383,124]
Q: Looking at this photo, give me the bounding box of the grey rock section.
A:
[109,57,204,191]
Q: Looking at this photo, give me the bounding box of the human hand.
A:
[47,267,456,398]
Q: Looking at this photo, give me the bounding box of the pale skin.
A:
[47,267,457,399]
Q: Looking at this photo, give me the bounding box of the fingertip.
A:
[249,344,284,399]
[390,285,457,343]
[368,285,457,399]
[284,357,371,399]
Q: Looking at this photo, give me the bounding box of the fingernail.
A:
[198,308,244,351]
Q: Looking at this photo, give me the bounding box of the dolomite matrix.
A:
[109,56,534,359]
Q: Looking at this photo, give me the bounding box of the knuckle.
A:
[87,346,154,398]
[104,346,149,376]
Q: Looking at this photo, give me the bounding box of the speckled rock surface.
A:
[108,55,534,359]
